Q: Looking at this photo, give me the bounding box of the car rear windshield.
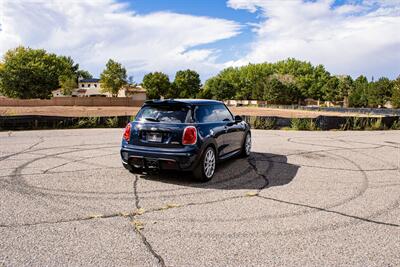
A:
[135,105,190,123]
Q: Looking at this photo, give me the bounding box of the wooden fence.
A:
[0,97,145,107]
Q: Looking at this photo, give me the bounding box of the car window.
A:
[194,105,217,123]
[215,104,233,122]
[195,104,233,123]
[136,105,190,123]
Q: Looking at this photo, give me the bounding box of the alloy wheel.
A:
[204,148,216,178]
[245,134,251,155]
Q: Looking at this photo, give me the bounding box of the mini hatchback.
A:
[120,99,251,181]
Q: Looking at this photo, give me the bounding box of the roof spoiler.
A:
[144,99,191,106]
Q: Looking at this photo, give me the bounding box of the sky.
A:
[0,0,399,82]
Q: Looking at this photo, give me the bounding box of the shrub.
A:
[253,117,276,129]
[105,117,119,128]
[340,117,386,130]
[391,119,400,130]
[291,118,318,130]
[76,117,99,128]
[368,118,384,130]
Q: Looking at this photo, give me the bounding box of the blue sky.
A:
[0,0,400,82]
[122,0,262,63]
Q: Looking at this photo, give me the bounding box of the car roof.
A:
[144,99,223,106]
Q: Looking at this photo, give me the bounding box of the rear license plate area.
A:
[146,132,162,142]
[145,158,159,169]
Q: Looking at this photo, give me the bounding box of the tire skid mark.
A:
[146,192,399,237]
[136,165,255,199]
[0,167,121,179]
[1,164,254,202]
[152,145,373,223]
[253,158,398,172]
[150,195,398,238]
[2,131,399,258]
[335,138,400,149]
[3,136,387,227]
[257,195,399,227]
[0,212,124,228]
[0,137,44,162]
[4,145,130,214]
[137,160,255,194]
[42,152,118,174]
[0,142,118,165]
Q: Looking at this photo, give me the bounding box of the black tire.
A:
[240,132,251,157]
[193,146,216,182]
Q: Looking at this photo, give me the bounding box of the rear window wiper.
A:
[143,117,160,122]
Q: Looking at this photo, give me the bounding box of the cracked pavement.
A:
[0,128,399,266]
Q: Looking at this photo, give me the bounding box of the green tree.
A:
[308,65,330,100]
[217,67,243,99]
[170,69,201,98]
[367,77,393,107]
[273,58,315,100]
[59,75,77,95]
[197,85,213,99]
[76,70,92,79]
[201,58,400,107]
[204,76,235,100]
[336,75,354,105]
[322,76,339,101]
[142,72,170,99]
[100,59,127,97]
[263,77,291,104]
[349,75,369,107]
[0,46,79,99]
[391,77,400,108]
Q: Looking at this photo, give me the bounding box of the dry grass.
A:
[0,106,377,118]
[229,107,377,118]
[0,106,141,117]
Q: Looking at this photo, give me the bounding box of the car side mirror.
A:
[234,115,243,123]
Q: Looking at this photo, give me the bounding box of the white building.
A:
[52,78,147,100]
[73,78,104,97]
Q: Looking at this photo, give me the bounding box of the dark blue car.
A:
[120,99,251,181]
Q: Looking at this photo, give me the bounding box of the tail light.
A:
[123,123,131,142]
[182,126,197,145]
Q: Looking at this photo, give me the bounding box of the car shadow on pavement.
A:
[138,152,300,190]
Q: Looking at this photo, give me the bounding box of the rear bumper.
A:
[120,144,201,171]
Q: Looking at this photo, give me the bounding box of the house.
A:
[51,88,64,97]
[73,78,104,97]
[123,85,147,101]
[51,78,147,99]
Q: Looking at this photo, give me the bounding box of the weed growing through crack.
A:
[132,220,144,231]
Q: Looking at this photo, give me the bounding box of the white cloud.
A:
[227,0,400,79]
[0,0,241,81]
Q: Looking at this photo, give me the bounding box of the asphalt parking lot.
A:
[0,129,399,266]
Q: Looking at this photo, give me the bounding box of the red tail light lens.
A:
[123,123,131,142]
[182,126,197,145]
